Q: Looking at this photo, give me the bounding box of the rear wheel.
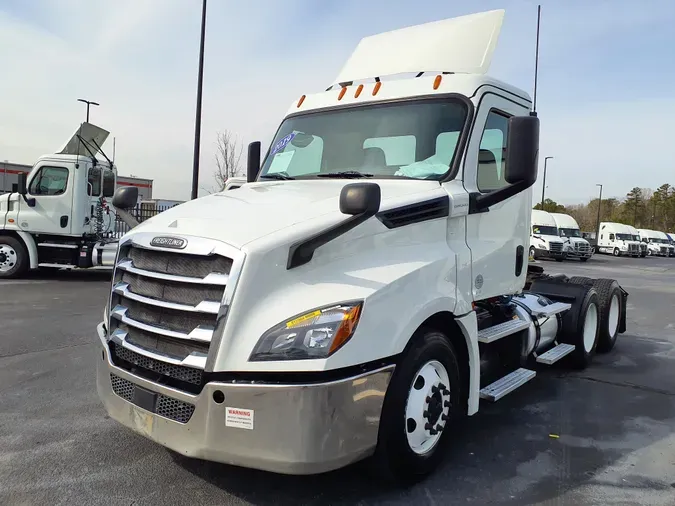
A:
[372,328,462,484]
[0,236,28,279]
[558,286,600,369]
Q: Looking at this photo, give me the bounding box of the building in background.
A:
[1,160,153,201]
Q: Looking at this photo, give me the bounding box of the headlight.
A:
[249,301,363,361]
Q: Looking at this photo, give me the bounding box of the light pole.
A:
[595,184,603,241]
[540,156,553,209]
[77,98,99,122]
[191,0,207,201]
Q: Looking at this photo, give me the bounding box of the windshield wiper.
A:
[317,171,373,179]
[259,172,295,180]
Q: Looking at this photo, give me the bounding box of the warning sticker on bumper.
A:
[226,407,254,430]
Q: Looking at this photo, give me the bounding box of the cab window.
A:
[88,167,102,196]
[102,170,115,198]
[29,166,69,196]
[477,111,509,192]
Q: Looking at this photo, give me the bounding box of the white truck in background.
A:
[97,10,628,482]
[0,123,122,277]
[638,228,674,257]
[626,224,648,257]
[597,222,641,257]
[529,209,566,261]
[549,212,592,262]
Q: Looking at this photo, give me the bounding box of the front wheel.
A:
[555,257,564,262]
[579,257,589,262]
[0,236,29,279]
[529,246,536,260]
[613,248,620,257]
[372,328,463,483]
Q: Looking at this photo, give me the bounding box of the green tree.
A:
[533,198,566,213]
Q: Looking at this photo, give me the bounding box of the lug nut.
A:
[431,385,439,394]
[423,410,429,418]
[429,428,438,435]
[435,424,444,431]
[426,396,432,403]
[425,422,433,431]
[444,401,451,408]
[441,414,449,422]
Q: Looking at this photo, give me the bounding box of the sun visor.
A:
[56,122,110,156]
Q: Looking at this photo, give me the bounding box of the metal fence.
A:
[110,204,177,238]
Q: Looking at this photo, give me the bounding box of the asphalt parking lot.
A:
[1,255,675,506]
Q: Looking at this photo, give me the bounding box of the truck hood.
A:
[128,180,441,249]
[533,234,562,244]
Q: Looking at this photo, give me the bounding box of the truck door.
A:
[462,92,532,300]
[17,163,73,235]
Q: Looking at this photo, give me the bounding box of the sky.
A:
[1,0,674,203]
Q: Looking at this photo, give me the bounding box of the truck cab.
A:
[598,222,641,257]
[637,228,671,256]
[549,212,592,261]
[529,210,566,261]
[96,10,628,481]
[626,225,648,257]
[0,123,119,277]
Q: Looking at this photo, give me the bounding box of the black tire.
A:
[371,328,463,484]
[555,257,564,262]
[579,257,589,262]
[587,279,623,353]
[613,248,620,257]
[529,246,536,259]
[558,287,600,369]
[568,276,593,286]
[0,236,29,279]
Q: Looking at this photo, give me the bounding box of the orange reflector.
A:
[433,74,442,90]
[297,95,306,108]
[8,218,15,223]
[338,86,347,100]
[372,81,382,96]
[329,304,362,354]
[355,84,363,98]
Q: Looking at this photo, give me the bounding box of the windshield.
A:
[259,99,468,180]
[616,233,632,241]
[559,227,581,238]
[632,235,640,241]
[533,226,558,236]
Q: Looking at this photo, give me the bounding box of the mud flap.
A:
[618,287,629,334]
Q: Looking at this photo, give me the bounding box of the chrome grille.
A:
[574,242,591,253]
[107,233,244,392]
[549,242,563,253]
[110,374,196,424]
[660,246,668,255]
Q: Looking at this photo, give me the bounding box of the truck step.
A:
[536,343,575,365]
[530,301,571,318]
[477,318,530,344]
[479,368,536,402]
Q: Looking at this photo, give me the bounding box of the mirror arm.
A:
[116,208,140,229]
[469,180,530,214]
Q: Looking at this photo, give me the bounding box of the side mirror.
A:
[505,115,540,186]
[247,141,261,183]
[339,182,381,216]
[17,173,27,195]
[112,186,138,210]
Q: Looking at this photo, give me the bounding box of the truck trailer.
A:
[95,10,629,482]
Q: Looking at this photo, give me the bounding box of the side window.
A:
[28,166,69,196]
[609,233,615,240]
[102,170,115,197]
[88,167,102,196]
[477,111,509,192]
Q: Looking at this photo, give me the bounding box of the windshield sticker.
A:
[267,151,295,174]
[271,132,296,155]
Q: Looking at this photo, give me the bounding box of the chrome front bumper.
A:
[95,323,394,474]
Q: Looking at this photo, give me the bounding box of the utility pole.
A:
[77,98,99,122]
[595,184,603,241]
[540,156,553,209]
[652,198,657,228]
[191,0,207,200]
[634,195,639,226]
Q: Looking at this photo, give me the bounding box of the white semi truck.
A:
[0,123,122,277]
[597,222,641,257]
[96,10,628,482]
[638,228,674,257]
[549,212,593,261]
[529,209,566,261]
[626,224,648,257]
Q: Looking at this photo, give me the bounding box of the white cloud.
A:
[1,0,674,202]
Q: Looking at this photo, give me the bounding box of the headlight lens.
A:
[249,301,363,361]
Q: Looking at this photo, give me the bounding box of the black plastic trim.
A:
[287,211,375,269]
[470,85,532,107]
[377,195,449,229]
[204,355,399,386]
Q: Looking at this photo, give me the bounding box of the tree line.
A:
[534,185,675,234]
